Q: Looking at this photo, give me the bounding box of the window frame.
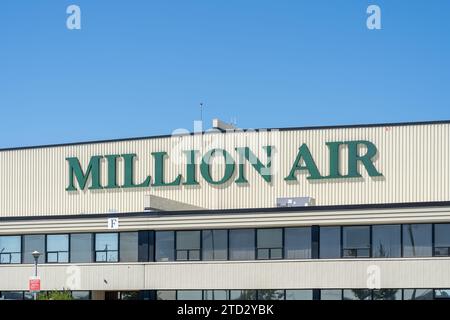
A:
[342,225,372,258]
[45,234,70,264]
[175,230,201,261]
[256,228,284,260]
[94,232,119,263]
[0,235,22,264]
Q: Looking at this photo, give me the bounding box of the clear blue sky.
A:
[1,0,449,148]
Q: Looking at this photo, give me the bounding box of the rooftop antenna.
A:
[200,102,204,124]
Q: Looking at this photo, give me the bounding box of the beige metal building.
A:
[0,120,449,300]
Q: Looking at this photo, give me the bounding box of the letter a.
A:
[66,5,81,30]
[366,5,381,30]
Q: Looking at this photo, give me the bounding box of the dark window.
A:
[257,229,283,260]
[202,230,228,260]
[403,289,433,300]
[372,225,401,258]
[120,291,140,300]
[0,292,24,300]
[72,291,90,300]
[435,289,450,299]
[373,289,402,300]
[176,231,201,261]
[285,290,313,300]
[229,290,257,300]
[70,234,93,263]
[0,236,21,264]
[46,234,69,263]
[319,227,341,259]
[95,233,118,262]
[320,290,342,300]
[204,290,229,300]
[229,229,255,260]
[23,235,45,264]
[120,232,138,262]
[257,290,285,300]
[155,231,175,262]
[343,289,372,300]
[342,226,370,258]
[402,224,432,257]
[434,224,450,256]
[284,227,311,259]
[157,290,176,300]
[177,290,203,300]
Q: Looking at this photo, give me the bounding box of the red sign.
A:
[29,277,41,292]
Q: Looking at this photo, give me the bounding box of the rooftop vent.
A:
[276,197,315,207]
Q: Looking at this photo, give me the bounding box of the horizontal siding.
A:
[0,123,449,217]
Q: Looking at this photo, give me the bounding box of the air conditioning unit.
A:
[276,197,315,207]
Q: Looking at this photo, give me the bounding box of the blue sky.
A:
[1,0,449,148]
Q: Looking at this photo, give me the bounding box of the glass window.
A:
[319,227,341,259]
[229,290,257,300]
[177,290,203,300]
[434,224,450,256]
[155,231,175,262]
[204,290,229,300]
[120,232,138,262]
[256,229,282,260]
[403,224,432,257]
[342,226,370,258]
[95,233,118,262]
[373,289,402,300]
[435,289,450,299]
[320,290,342,300]
[0,292,24,300]
[176,231,201,261]
[284,227,311,259]
[157,290,176,300]
[285,290,313,300]
[120,291,140,300]
[23,235,45,264]
[257,290,285,300]
[70,234,93,263]
[0,236,21,264]
[343,289,372,300]
[72,291,90,300]
[403,289,433,300]
[202,230,228,260]
[372,225,401,258]
[47,235,69,263]
[229,229,255,260]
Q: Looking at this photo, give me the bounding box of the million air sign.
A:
[65,140,382,192]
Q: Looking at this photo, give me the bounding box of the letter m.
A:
[66,156,103,191]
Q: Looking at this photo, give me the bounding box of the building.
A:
[0,120,450,300]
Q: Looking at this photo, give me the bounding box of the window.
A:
[72,291,90,300]
[202,230,228,260]
[0,292,24,300]
[0,236,21,264]
[23,235,45,264]
[403,289,433,300]
[177,290,203,300]
[373,289,402,300]
[257,290,285,300]
[70,234,93,263]
[435,289,450,299]
[120,232,138,262]
[343,289,372,300]
[434,224,450,256]
[372,225,401,258]
[120,291,140,300]
[319,227,341,259]
[342,226,370,258]
[229,290,257,300]
[204,290,229,300]
[284,227,311,259]
[95,233,118,262]
[229,229,255,260]
[46,234,69,263]
[285,290,313,300]
[403,224,432,257]
[320,290,342,300]
[176,231,200,261]
[257,229,283,259]
[157,290,176,300]
[155,231,175,262]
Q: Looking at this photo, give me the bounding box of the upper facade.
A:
[0,120,449,218]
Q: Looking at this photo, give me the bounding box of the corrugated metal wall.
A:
[0,123,449,217]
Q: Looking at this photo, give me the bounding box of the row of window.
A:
[1,223,450,264]
[1,289,448,300]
